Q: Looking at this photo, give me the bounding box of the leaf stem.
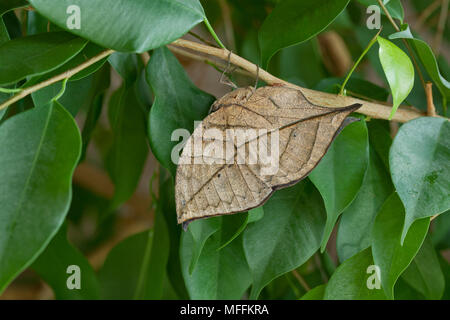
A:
[425,82,437,116]
[52,78,68,101]
[340,29,382,95]
[203,17,226,49]
[0,87,23,94]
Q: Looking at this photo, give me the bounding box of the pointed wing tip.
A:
[344,103,363,112]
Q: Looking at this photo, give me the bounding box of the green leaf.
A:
[106,84,148,210]
[367,119,392,170]
[0,32,88,86]
[80,64,111,161]
[371,193,430,299]
[135,211,170,299]
[32,223,101,299]
[309,119,369,252]
[300,284,326,300]
[146,47,215,176]
[0,101,81,293]
[25,43,108,86]
[187,217,221,274]
[324,248,387,299]
[390,26,450,112]
[389,117,450,242]
[337,149,393,262]
[401,236,444,300]
[98,230,154,299]
[28,0,206,52]
[357,0,404,22]
[278,40,326,87]
[259,0,350,67]
[181,218,252,299]
[243,180,326,299]
[158,172,189,299]
[0,18,9,46]
[377,36,414,119]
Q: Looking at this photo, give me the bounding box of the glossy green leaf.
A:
[187,217,221,274]
[181,218,251,299]
[0,32,87,86]
[136,210,170,299]
[28,0,206,52]
[25,43,108,86]
[98,230,154,299]
[371,193,430,299]
[401,236,444,300]
[146,47,215,176]
[389,117,450,242]
[32,223,101,300]
[0,101,81,293]
[309,119,369,252]
[337,149,393,262]
[0,18,9,45]
[300,284,325,300]
[106,84,148,210]
[377,36,414,119]
[80,64,111,161]
[324,248,387,299]
[367,119,392,170]
[243,180,326,299]
[278,40,326,87]
[390,26,450,112]
[259,0,350,67]
[158,172,189,299]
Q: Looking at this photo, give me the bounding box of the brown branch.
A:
[172,39,426,123]
[426,82,437,117]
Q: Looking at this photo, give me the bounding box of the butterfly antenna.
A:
[219,50,238,89]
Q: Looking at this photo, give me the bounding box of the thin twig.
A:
[0,49,114,111]
[426,82,437,116]
[171,39,427,123]
[168,44,252,77]
[291,270,311,292]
